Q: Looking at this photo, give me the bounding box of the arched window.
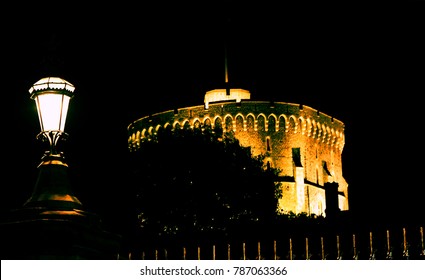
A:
[268,115,276,132]
[236,115,244,132]
[279,115,286,132]
[257,115,266,131]
[225,116,233,132]
[194,120,201,130]
[214,117,223,136]
[247,115,255,131]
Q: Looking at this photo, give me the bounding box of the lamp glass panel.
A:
[35,93,71,132]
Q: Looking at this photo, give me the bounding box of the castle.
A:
[127,88,349,216]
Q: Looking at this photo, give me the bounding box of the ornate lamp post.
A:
[25,77,82,209]
[1,77,121,260]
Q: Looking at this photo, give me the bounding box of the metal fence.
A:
[128,226,424,260]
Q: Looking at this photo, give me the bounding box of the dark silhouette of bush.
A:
[128,126,283,248]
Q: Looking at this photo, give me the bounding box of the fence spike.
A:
[337,235,341,260]
[305,237,309,260]
[420,227,424,257]
[403,228,409,259]
[386,230,392,259]
[289,238,293,260]
[258,241,261,260]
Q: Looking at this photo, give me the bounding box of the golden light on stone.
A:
[129,86,349,216]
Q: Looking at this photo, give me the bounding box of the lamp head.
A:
[29,77,75,155]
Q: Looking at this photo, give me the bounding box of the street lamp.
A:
[24,77,82,209]
[0,76,121,260]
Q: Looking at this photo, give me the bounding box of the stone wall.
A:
[128,99,348,216]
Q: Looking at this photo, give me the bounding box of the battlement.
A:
[129,100,345,151]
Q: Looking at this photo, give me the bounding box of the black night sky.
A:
[2,2,424,234]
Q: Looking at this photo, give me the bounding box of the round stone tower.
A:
[128,88,348,216]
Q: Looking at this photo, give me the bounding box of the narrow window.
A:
[266,137,271,152]
[316,168,319,185]
[292,148,302,167]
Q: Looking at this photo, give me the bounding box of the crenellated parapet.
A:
[129,101,344,150]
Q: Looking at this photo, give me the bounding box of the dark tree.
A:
[128,125,282,247]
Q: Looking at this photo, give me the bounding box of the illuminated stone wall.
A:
[128,94,348,216]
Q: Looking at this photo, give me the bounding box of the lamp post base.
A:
[0,205,121,260]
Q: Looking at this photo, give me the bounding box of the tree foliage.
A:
[128,126,282,244]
